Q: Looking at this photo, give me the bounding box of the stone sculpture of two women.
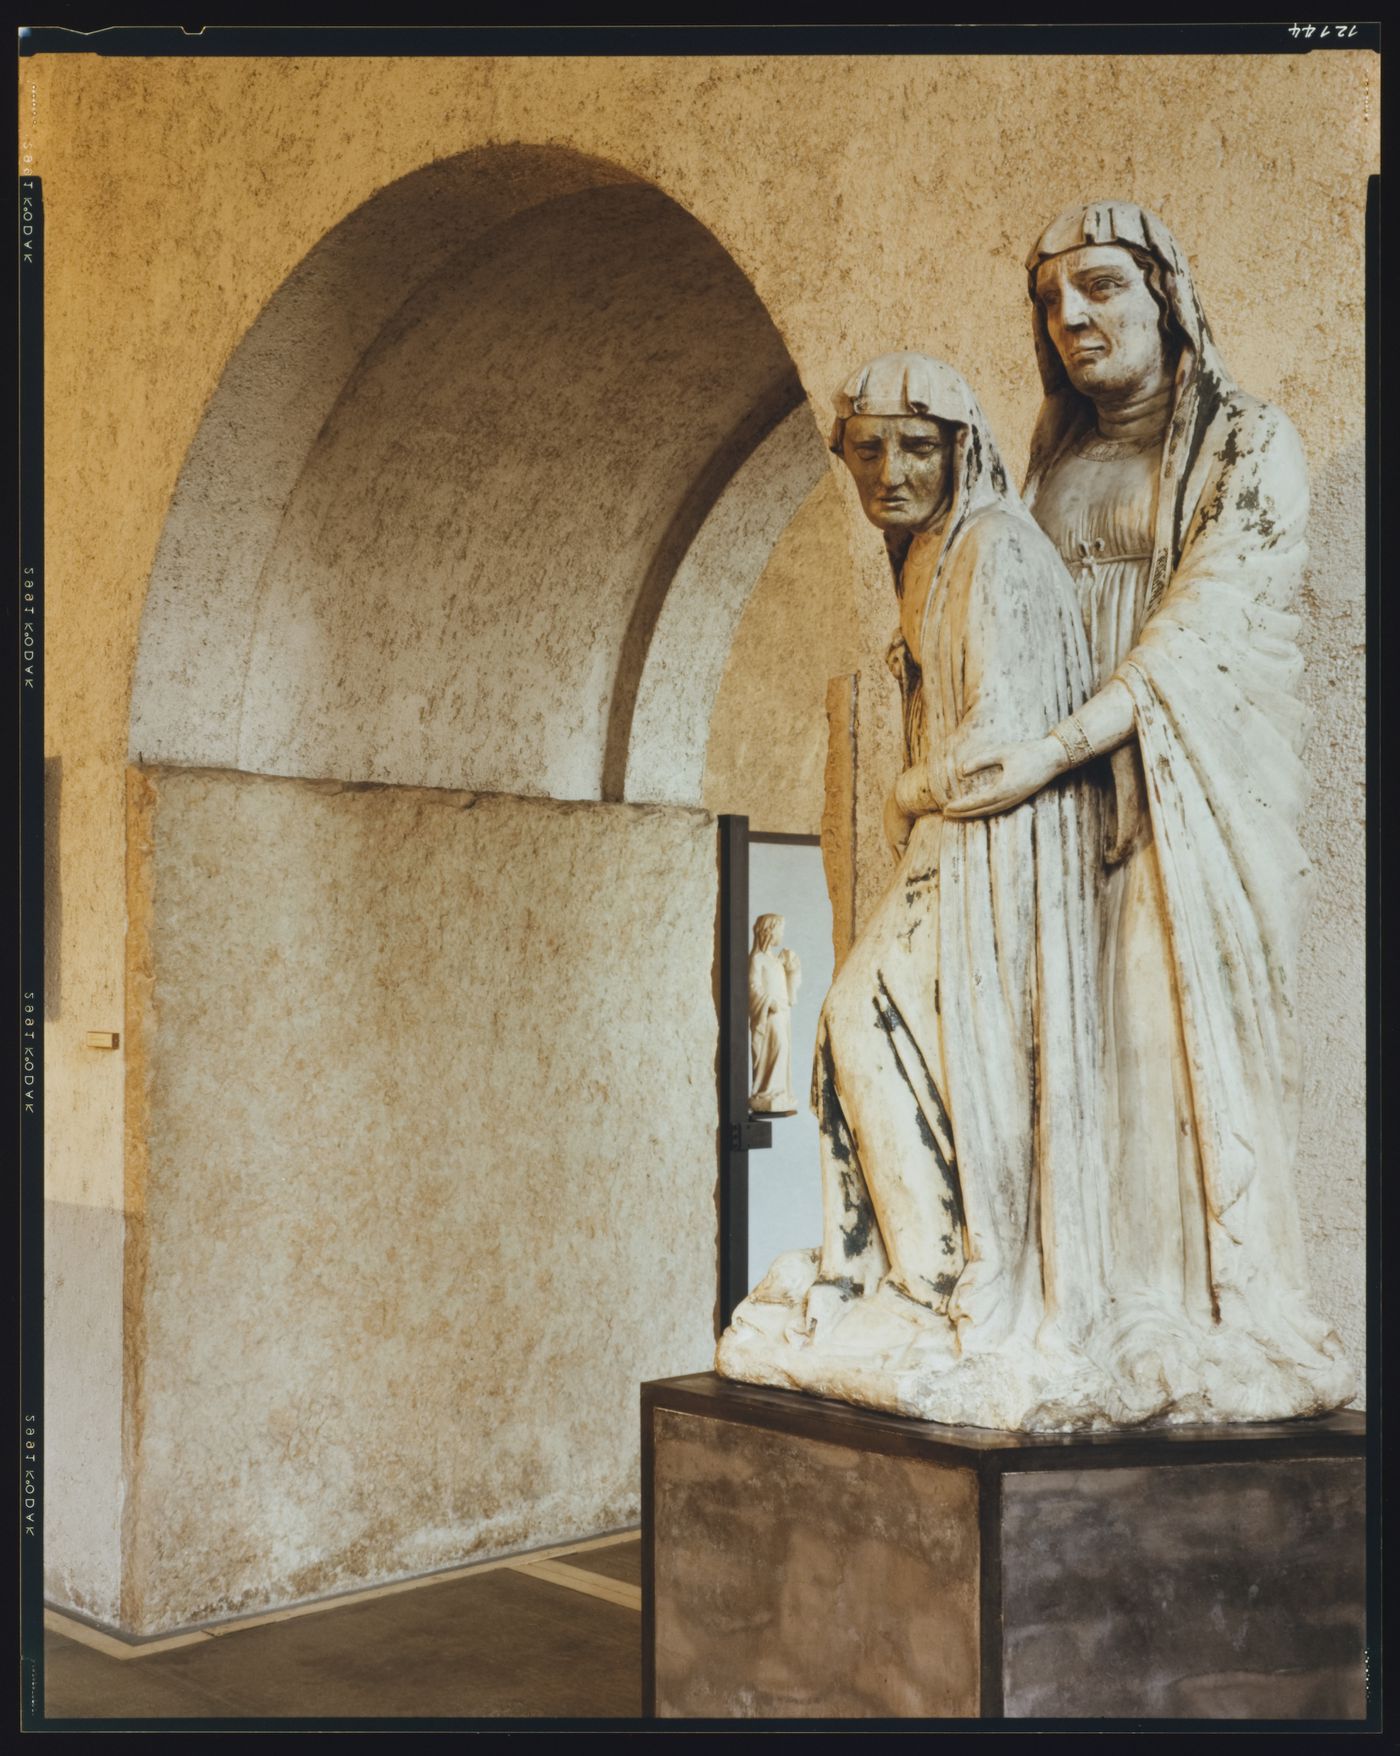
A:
[717,202,1356,1431]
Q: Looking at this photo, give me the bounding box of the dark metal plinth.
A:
[641,1373,1366,1721]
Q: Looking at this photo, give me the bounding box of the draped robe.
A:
[719,369,1119,1428]
[1022,202,1355,1417]
[810,506,1105,1354]
[749,948,796,1111]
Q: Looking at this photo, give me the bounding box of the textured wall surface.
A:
[222,185,797,800]
[703,473,864,835]
[34,50,1373,1620]
[42,1203,124,1623]
[120,769,719,1634]
[1291,440,1368,1384]
[628,408,830,809]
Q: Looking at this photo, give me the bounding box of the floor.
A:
[43,1535,644,1724]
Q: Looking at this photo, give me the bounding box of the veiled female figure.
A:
[945,202,1353,1420]
[719,355,1114,1428]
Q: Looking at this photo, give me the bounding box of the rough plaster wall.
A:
[628,408,830,807]
[43,1204,124,1622]
[1291,441,1367,1380]
[128,146,645,775]
[34,52,1373,1614]
[122,768,718,1634]
[703,472,864,835]
[233,184,797,799]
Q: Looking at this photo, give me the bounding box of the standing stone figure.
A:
[749,914,801,1116]
[719,355,1114,1428]
[937,201,1352,1421]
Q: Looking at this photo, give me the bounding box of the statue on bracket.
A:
[749,913,802,1117]
[718,204,1355,1429]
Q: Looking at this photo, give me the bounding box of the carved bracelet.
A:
[1051,715,1095,768]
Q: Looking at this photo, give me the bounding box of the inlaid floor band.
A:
[507,1557,642,1612]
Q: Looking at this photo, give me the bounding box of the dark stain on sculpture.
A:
[870,985,938,1154]
[814,1028,852,1167]
[815,1026,878,1260]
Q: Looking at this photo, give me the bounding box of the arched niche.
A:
[130,145,829,803]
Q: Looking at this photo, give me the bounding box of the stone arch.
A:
[129,144,826,803]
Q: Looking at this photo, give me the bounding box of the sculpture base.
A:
[641,1373,1366,1721]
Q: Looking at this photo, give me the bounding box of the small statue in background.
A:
[749,914,801,1116]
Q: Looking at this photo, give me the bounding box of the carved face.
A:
[840,415,954,532]
[1034,244,1167,399]
[755,914,784,953]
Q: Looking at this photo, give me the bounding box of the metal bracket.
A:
[729,1119,772,1152]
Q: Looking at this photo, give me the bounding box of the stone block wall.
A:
[117,769,718,1633]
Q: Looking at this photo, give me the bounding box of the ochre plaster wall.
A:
[33,51,1373,1622]
[703,473,864,834]
[626,408,830,809]
[121,770,718,1634]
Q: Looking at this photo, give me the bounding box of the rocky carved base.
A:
[717,1248,1356,1431]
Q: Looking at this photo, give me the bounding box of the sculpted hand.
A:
[893,764,938,816]
[883,789,915,859]
[940,736,1066,819]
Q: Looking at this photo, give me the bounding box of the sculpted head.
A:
[1033,243,1175,401]
[830,353,957,533]
[839,416,954,533]
[753,914,785,954]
